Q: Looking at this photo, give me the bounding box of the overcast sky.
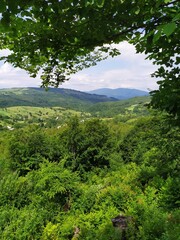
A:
[0,41,159,91]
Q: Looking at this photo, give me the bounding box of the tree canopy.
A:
[0,0,179,119]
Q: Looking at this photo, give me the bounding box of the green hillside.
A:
[0,88,151,130]
[87,96,151,118]
[0,88,117,110]
[0,106,87,129]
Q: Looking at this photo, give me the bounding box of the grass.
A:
[0,106,87,128]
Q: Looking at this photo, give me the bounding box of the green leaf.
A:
[135,7,140,15]
[85,0,94,7]
[173,13,180,22]
[0,0,6,12]
[95,0,105,8]
[8,1,18,13]
[153,29,162,43]
[150,8,154,14]
[163,22,176,37]
[1,12,11,27]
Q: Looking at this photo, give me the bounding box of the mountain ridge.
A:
[0,87,150,113]
[87,87,149,100]
[0,87,117,110]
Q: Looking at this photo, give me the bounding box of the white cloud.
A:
[62,42,159,91]
[0,42,159,91]
[0,63,41,89]
[0,49,12,57]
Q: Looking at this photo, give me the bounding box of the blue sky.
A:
[0,41,159,91]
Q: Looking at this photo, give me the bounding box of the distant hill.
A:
[0,87,117,110]
[88,88,149,100]
[87,96,151,118]
[0,88,151,128]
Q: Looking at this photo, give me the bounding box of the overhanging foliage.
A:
[0,0,179,119]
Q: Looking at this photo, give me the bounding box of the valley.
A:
[0,87,150,129]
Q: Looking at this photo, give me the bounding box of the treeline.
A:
[88,96,150,118]
[0,88,116,110]
[0,115,179,239]
[0,96,150,130]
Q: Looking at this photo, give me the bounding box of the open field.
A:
[0,106,88,129]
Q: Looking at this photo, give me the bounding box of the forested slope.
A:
[0,88,117,109]
[0,114,179,239]
[87,96,150,117]
[0,89,150,129]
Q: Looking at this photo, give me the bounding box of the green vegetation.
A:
[88,96,150,118]
[0,88,116,109]
[0,1,179,120]
[0,88,150,129]
[0,106,85,129]
[0,1,179,237]
[0,100,179,239]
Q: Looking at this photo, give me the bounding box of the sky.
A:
[0,41,159,91]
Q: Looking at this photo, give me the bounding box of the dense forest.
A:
[0,92,179,239]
